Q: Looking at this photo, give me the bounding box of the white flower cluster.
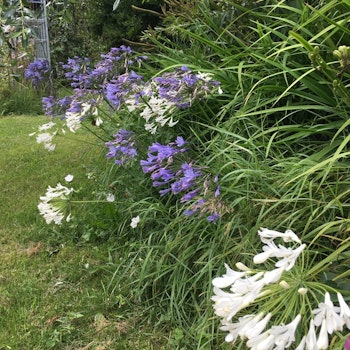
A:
[29,121,57,151]
[139,96,178,134]
[130,215,140,228]
[65,102,99,133]
[300,292,350,350]
[212,228,350,350]
[37,175,74,225]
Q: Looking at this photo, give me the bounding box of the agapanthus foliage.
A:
[24,59,50,86]
[212,228,350,349]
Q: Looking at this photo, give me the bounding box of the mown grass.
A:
[0,116,172,349]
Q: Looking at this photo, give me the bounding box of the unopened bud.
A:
[279,280,290,289]
[235,262,251,272]
[298,287,308,295]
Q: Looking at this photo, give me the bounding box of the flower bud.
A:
[298,287,308,295]
[235,262,251,272]
[279,280,290,289]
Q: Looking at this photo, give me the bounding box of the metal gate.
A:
[27,0,51,64]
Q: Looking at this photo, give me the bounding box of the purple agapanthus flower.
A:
[105,129,138,166]
[42,96,56,116]
[140,138,222,222]
[61,57,92,89]
[105,71,144,109]
[24,59,50,86]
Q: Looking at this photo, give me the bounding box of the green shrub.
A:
[0,84,44,115]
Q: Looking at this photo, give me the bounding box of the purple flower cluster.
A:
[42,95,73,116]
[24,59,50,86]
[42,46,148,122]
[105,71,145,109]
[140,137,222,222]
[61,57,92,89]
[183,174,222,222]
[105,130,138,165]
[92,46,147,84]
[60,46,147,91]
[152,66,221,108]
[40,47,221,138]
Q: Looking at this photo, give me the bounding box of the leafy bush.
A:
[46,0,164,66]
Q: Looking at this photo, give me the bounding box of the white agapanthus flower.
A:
[140,96,178,134]
[269,314,301,349]
[312,292,344,333]
[294,335,306,350]
[258,228,302,244]
[38,181,74,225]
[305,319,318,350]
[130,215,140,228]
[230,272,266,301]
[65,102,98,133]
[246,315,301,350]
[316,318,329,349]
[212,271,269,323]
[243,313,272,340]
[212,227,307,347]
[246,330,276,350]
[212,287,246,322]
[253,241,306,271]
[274,243,306,271]
[37,201,65,225]
[106,193,115,202]
[212,263,249,288]
[220,312,271,343]
[38,121,56,131]
[196,71,214,82]
[219,314,258,343]
[263,267,285,285]
[212,227,350,349]
[95,117,103,126]
[36,132,56,151]
[298,288,308,295]
[65,110,83,133]
[64,174,74,183]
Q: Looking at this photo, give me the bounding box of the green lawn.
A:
[0,116,171,349]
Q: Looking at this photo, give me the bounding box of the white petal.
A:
[338,292,350,328]
[253,250,274,264]
[306,319,317,350]
[316,318,329,349]
[295,336,306,350]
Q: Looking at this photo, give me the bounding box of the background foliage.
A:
[47,0,164,65]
